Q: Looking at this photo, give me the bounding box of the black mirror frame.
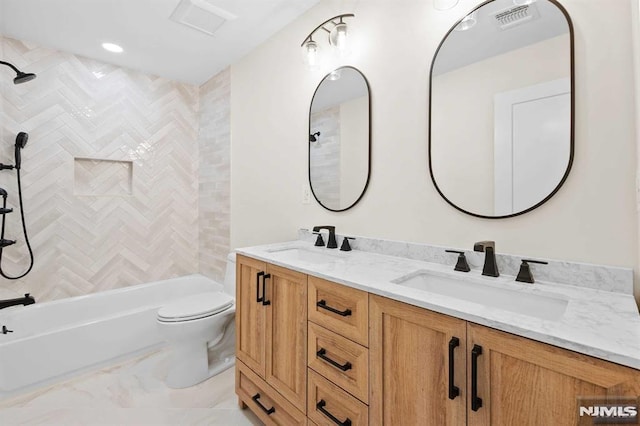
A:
[308,65,372,212]
[428,0,575,219]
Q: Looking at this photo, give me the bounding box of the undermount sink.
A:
[266,247,343,264]
[392,270,568,321]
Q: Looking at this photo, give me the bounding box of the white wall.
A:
[633,0,640,302]
[231,0,638,296]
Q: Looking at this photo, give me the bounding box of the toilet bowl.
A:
[157,253,237,389]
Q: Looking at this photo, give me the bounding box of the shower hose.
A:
[0,168,34,279]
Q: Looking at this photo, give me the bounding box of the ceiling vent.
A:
[170,0,237,36]
[492,3,540,30]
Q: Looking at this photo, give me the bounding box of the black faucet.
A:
[312,226,337,249]
[0,293,35,310]
[473,241,499,277]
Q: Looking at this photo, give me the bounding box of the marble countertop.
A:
[237,240,640,370]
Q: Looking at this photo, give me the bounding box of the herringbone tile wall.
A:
[198,69,230,282]
[0,36,201,302]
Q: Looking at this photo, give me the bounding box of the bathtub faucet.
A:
[0,293,35,310]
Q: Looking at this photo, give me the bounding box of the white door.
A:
[494,78,571,215]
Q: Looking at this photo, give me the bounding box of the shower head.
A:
[16,132,28,149]
[0,61,37,85]
[14,72,37,85]
[309,131,320,142]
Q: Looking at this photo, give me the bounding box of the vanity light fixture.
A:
[433,0,459,10]
[101,42,124,53]
[301,14,354,69]
[454,11,478,31]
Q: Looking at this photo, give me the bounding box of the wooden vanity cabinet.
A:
[236,254,640,425]
[369,295,640,426]
[236,255,308,418]
[467,323,640,426]
[369,295,467,426]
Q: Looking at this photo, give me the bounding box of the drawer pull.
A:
[251,393,275,415]
[471,344,483,411]
[448,336,460,400]
[261,274,271,306]
[317,348,352,371]
[317,299,352,317]
[316,399,352,426]
[256,271,265,303]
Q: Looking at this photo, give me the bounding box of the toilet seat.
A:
[157,292,234,322]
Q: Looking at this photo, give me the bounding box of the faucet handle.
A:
[445,250,471,272]
[313,232,325,247]
[2,325,13,334]
[340,237,355,252]
[515,259,548,284]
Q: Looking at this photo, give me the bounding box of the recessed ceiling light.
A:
[102,42,123,53]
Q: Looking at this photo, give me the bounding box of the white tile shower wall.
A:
[198,68,231,282]
[0,36,199,301]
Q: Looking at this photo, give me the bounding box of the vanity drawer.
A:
[308,369,368,426]
[236,361,306,425]
[308,276,369,346]
[308,322,369,403]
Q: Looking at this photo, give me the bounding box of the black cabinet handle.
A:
[471,344,483,411]
[448,336,460,400]
[256,271,264,303]
[316,400,352,426]
[317,300,351,316]
[251,393,275,415]
[317,348,352,371]
[261,274,271,306]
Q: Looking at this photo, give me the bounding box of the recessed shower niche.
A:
[74,158,133,196]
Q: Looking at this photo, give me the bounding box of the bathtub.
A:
[0,274,222,399]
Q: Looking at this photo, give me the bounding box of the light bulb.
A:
[454,11,477,31]
[102,42,124,53]
[302,40,319,69]
[329,22,348,51]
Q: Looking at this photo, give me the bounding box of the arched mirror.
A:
[309,66,371,212]
[429,0,574,218]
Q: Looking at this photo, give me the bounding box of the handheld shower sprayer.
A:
[14,132,28,171]
[0,61,37,85]
[0,132,34,279]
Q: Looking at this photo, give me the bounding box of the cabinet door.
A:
[265,264,308,412]
[467,323,640,426]
[236,255,268,378]
[370,295,467,426]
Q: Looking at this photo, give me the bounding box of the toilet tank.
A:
[223,252,236,296]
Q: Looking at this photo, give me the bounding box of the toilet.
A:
[156,253,237,389]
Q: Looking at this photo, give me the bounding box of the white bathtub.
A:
[0,274,222,399]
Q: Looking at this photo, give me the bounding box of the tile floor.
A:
[0,349,261,425]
